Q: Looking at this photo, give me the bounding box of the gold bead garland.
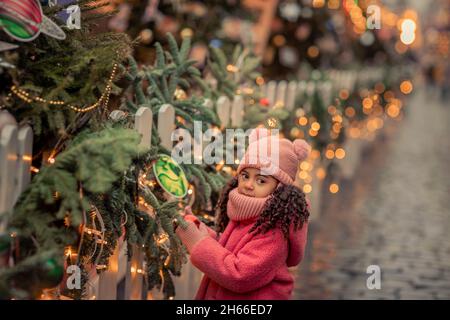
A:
[9,63,119,113]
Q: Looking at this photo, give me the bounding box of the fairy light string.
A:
[9,62,119,113]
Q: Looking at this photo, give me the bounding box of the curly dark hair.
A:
[215,177,239,234]
[214,177,310,239]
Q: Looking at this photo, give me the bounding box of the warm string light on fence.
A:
[130,266,145,275]
[65,246,78,265]
[400,80,413,94]
[329,183,339,194]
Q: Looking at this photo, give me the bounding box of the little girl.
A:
[175,128,311,300]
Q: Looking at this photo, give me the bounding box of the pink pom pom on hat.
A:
[237,128,311,185]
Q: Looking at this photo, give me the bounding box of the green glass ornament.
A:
[153,154,188,198]
[38,257,64,289]
[0,233,10,253]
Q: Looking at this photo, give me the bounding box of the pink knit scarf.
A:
[226,188,270,221]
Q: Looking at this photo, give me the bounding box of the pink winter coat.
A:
[176,188,309,300]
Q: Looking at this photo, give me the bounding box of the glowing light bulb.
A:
[329,183,339,194]
[303,184,312,193]
[335,148,346,159]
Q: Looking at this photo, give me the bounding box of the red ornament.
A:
[0,0,43,41]
[0,0,66,42]
[259,98,270,107]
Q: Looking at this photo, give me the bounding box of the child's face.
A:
[237,168,279,198]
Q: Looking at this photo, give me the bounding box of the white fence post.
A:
[0,111,33,231]
[216,96,231,129]
[319,81,333,107]
[286,80,298,111]
[297,81,306,96]
[275,80,287,107]
[260,83,267,98]
[302,82,316,113]
[231,95,244,128]
[135,107,153,149]
[266,81,277,107]
[0,125,18,217]
[125,246,145,299]
[97,244,119,299]
[85,268,100,300]
[158,104,175,150]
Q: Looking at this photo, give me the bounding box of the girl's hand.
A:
[184,214,200,226]
[197,222,210,238]
[175,220,209,253]
[182,206,200,227]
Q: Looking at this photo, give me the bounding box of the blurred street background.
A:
[293,84,450,299]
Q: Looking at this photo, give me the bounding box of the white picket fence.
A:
[0,95,245,300]
[0,67,385,299]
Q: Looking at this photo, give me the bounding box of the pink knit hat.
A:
[237,128,311,185]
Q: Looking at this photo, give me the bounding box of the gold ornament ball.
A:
[139,29,153,44]
[181,28,194,39]
[174,88,187,100]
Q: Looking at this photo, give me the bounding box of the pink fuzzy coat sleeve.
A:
[189,230,288,293]
[205,225,218,239]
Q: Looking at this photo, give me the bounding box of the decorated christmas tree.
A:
[0,1,235,300]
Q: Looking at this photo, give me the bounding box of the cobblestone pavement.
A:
[292,88,450,299]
